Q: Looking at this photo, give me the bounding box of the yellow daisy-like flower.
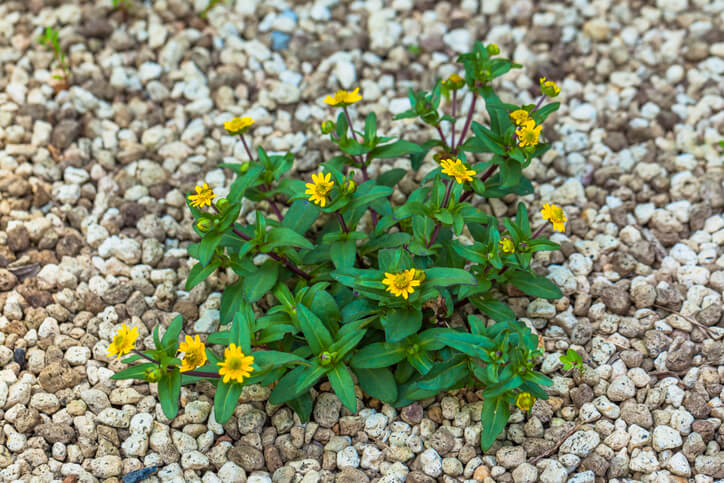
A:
[440,158,476,184]
[217,343,255,384]
[516,392,535,412]
[382,268,423,300]
[509,109,530,126]
[223,116,254,135]
[515,120,542,148]
[499,238,516,254]
[178,335,207,373]
[539,77,560,97]
[305,172,334,207]
[107,324,139,359]
[323,87,362,106]
[188,183,216,208]
[540,203,567,233]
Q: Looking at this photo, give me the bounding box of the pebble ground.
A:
[0,0,723,482]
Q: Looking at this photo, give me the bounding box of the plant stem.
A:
[530,95,546,114]
[451,90,457,151]
[361,156,379,229]
[230,225,312,280]
[239,133,255,161]
[460,164,498,203]
[261,185,284,222]
[336,212,349,233]
[132,349,158,364]
[343,107,359,143]
[435,124,449,151]
[455,93,477,154]
[427,180,454,248]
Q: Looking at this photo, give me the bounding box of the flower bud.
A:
[515,392,535,412]
[486,43,500,55]
[443,73,465,91]
[240,161,251,174]
[144,366,162,383]
[344,179,357,194]
[319,351,333,366]
[321,120,335,134]
[215,198,230,212]
[196,218,212,232]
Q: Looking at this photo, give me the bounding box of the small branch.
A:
[231,226,312,280]
[336,212,349,233]
[529,423,582,465]
[530,95,546,114]
[450,90,457,151]
[455,93,477,154]
[653,304,718,340]
[239,133,255,161]
[132,349,158,364]
[435,124,449,151]
[184,370,221,378]
[343,107,359,143]
[427,180,454,248]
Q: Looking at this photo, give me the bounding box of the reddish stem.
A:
[455,93,477,154]
[451,89,457,151]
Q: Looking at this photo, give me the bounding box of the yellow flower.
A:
[539,77,560,97]
[541,203,567,233]
[305,172,334,207]
[382,268,423,300]
[324,87,362,106]
[516,392,535,411]
[178,335,207,373]
[188,183,216,208]
[509,109,530,126]
[515,120,542,148]
[499,238,516,254]
[224,116,254,135]
[440,158,476,184]
[217,343,254,384]
[107,324,139,359]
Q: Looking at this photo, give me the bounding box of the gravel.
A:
[1,0,724,481]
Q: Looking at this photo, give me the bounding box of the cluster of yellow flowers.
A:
[509,109,542,148]
[107,324,255,384]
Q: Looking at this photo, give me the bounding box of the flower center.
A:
[227,357,242,371]
[551,207,564,221]
[315,182,332,197]
[393,274,410,289]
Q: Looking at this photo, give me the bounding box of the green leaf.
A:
[381,307,422,343]
[198,232,222,267]
[482,376,523,399]
[266,227,314,250]
[243,260,280,303]
[369,140,423,160]
[377,168,407,187]
[230,307,252,354]
[344,185,394,213]
[351,342,406,368]
[480,396,510,451]
[354,367,398,404]
[287,392,314,423]
[214,380,242,424]
[269,366,308,404]
[423,267,477,287]
[474,299,516,322]
[364,112,377,145]
[437,331,493,358]
[296,303,333,354]
[330,239,356,269]
[110,362,155,380]
[471,122,506,154]
[185,260,221,290]
[407,351,434,374]
[508,271,563,299]
[158,369,181,420]
[328,365,357,412]
[362,232,411,253]
[282,200,319,234]
[219,279,244,326]
[161,316,183,353]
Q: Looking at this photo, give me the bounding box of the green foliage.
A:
[111,41,563,451]
[37,27,70,87]
[560,348,585,373]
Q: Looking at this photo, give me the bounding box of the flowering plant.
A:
[110,42,564,450]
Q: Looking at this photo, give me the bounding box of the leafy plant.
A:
[110,41,565,451]
[200,0,226,19]
[560,348,585,373]
[37,27,70,89]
